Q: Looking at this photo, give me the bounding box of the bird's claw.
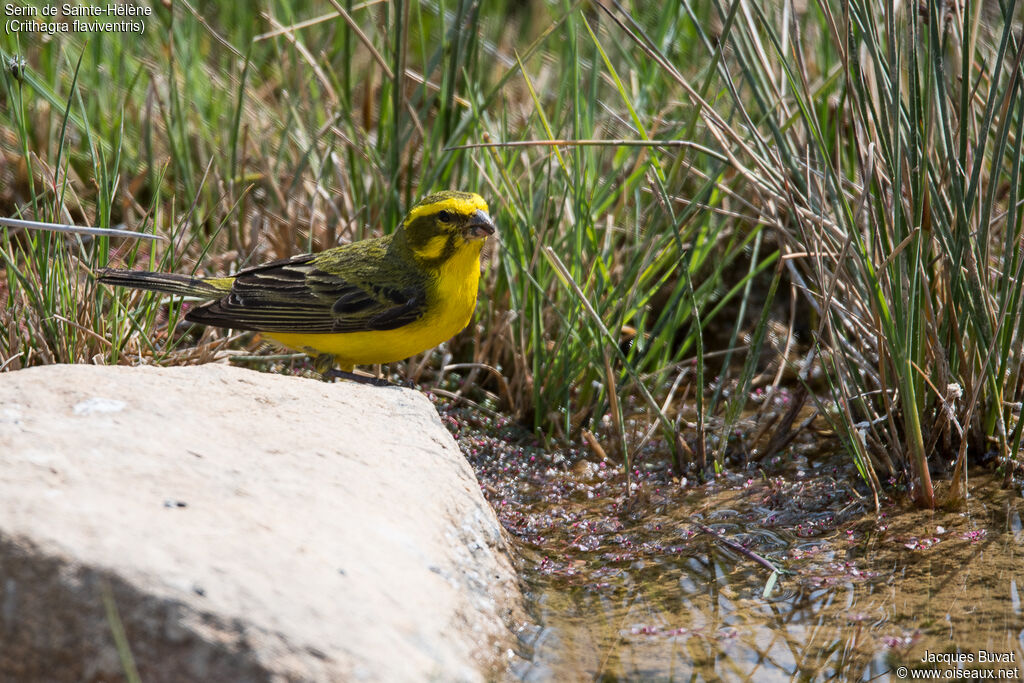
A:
[322,368,392,387]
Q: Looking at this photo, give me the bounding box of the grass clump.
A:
[2,0,1023,507]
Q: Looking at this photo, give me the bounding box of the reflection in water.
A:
[440,401,1024,681]
[510,472,1024,681]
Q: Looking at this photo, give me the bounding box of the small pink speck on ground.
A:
[903,536,940,551]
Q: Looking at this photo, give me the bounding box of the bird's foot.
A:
[321,368,392,387]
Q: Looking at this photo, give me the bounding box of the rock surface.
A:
[0,364,524,682]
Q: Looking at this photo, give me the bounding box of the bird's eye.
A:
[438,210,454,223]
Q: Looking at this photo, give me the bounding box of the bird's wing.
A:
[184,248,428,334]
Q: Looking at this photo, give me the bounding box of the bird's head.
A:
[400,191,495,267]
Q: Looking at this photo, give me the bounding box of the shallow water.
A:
[513,471,1024,682]
[437,399,1023,681]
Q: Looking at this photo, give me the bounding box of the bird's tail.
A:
[97,268,232,299]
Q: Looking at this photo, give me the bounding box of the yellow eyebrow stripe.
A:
[405,195,489,224]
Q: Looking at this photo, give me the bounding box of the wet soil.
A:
[434,397,1024,682]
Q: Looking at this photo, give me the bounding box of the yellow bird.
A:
[99,191,496,382]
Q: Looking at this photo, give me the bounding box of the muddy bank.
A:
[437,398,1023,681]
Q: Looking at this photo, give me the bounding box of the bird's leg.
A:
[316,354,391,387]
[322,368,392,387]
[313,353,337,379]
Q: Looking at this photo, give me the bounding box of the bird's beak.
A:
[463,209,496,240]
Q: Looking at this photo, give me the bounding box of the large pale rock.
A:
[0,364,523,681]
